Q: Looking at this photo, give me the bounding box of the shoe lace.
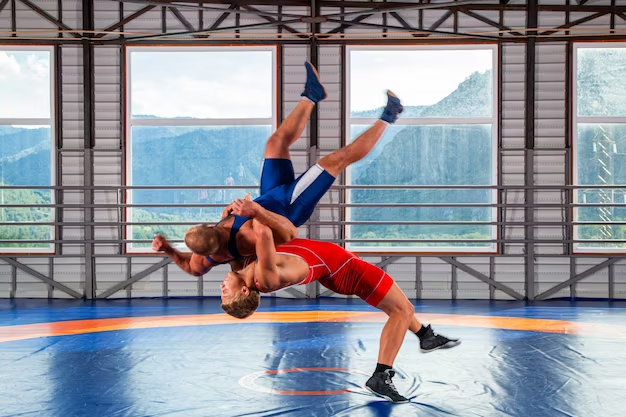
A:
[384,373,399,393]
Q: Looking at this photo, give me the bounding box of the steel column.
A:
[306,0,321,299]
[524,0,537,300]
[451,258,457,300]
[54,45,64,259]
[162,264,168,296]
[489,256,495,299]
[415,257,422,299]
[83,0,96,299]
[608,262,615,299]
[9,264,16,298]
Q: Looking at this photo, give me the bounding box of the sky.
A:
[0,51,51,119]
[349,49,493,111]
[1,47,493,121]
[130,50,274,119]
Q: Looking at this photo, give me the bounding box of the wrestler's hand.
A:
[151,234,172,252]
[231,198,261,218]
[221,203,234,219]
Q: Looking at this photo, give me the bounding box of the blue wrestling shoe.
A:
[380,90,404,124]
[301,61,327,104]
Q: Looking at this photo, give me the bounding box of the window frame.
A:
[344,44,499,254]
[573,42,626,253]
[124,45,278,253]
[0,45,56,254]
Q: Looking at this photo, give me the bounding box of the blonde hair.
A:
[221,289,261,319]
[185,225,221,255]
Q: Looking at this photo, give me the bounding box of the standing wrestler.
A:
[152,61,404,271]
[172,219,460,402]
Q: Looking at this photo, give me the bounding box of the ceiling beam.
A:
[94,5,156,38]
[240,4,307,37]
[540,12,607,36]
[19,0,82,37]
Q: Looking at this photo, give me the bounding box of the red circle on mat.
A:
[238,367,370,396]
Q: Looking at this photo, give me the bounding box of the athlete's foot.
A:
[365,369,408,403]
[419,325,461,353]
[301,61,327,104]
[380,90,404,124]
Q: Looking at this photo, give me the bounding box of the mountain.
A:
[0,128,51,186]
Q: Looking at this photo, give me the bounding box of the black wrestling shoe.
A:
[419,325,461,353]
[365,369,408,403]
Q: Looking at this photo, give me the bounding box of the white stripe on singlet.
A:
[278,243,332,276]
[364,270,387,303]
[289,164,325,205]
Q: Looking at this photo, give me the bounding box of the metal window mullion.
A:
[346,117,496,125]
[576,116,626,124]
[128,118,274,126]
[0,118,52,124]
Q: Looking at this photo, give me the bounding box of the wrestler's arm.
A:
[152,234,213,276]
[231,199,298,245]
[253,206,298,245]
[252,220,282,291]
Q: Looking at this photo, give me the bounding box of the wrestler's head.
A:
[220,268,260,319]
[185,224,221,256]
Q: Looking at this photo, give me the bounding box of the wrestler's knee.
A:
[383,297,414,323]
[400,300,415,322]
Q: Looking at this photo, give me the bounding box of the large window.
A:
[346,45,497,253]
[125,46,276,252]
[574,44,626,252]
[0,47,54,252]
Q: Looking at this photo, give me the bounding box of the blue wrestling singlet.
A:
[205,214,248,265]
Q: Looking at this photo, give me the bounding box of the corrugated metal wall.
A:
[1,0,625,299]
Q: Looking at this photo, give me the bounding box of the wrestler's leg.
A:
[364,282,413,402]
[374,282,416,366]
[316,91,403,177]
[263,99,314,160]
[263,62,326,160]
